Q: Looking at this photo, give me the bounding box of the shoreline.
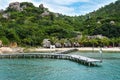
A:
[0,47,120,54]
[27,47,120,53]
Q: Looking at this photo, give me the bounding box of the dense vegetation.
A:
[0,0,120,47]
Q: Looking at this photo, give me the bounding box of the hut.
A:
[55,42,62,48]
[43,39,51,48]
[64,42,72,47]
[73,42,80,47]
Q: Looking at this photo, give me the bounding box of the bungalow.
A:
[43,39,51,48]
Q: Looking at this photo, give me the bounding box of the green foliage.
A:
[0,1,120,47]
[20,2,34,8]
[93,24,120,38]
[0,36,10,45]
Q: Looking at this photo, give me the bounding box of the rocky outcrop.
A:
[39,4,50,17]
[41,11,50,17]
[0,47,13,53]
[2,13,10,19]
[9,42,18,48]
[0,9,4,13]
[8,2,27,11]
[39,4,44,9]
[110,21,115,24]
[9,2,21,11]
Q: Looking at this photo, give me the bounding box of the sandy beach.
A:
[0,47,120,54]
[27,47,120,53]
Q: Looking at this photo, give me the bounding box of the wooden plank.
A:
[0,49,102,66]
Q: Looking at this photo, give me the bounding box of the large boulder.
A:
[41,11,50,17]
[0,9,4,13]
[39,4,44,9]
[0,47,13,53]
[9,42,18,48]
[110,21,115,24]
[64,42,72,47]
[2,13,10,19]
[9,2,22,11]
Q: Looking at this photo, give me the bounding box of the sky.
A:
[0,0,117,16]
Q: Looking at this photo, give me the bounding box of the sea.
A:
[0,52,120,80]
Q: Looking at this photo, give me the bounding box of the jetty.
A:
[0,49,102,66]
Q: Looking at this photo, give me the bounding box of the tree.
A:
[100,38,110,47]
[0,36,10,45]
[111,38,116,47]
[90,39,98,47]
[6,29,20,42]
[49,37,58,45]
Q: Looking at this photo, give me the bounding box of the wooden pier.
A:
[0,49,102,66]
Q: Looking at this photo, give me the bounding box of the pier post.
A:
[88,62,90,66]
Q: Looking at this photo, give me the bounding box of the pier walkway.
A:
[0,49,102,66]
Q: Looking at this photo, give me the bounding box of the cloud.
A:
[0,0,9,10]
[8,0,39,6]
[44,4,74,14]
[39,0,90,16]
[76,0,117,15]
[42,0,90,5]
[0,0,117,16]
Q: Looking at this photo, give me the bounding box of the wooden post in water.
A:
[88,62,90,66]
[99,48,103,62]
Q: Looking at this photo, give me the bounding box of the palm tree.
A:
[101,37,110,47]
[111,38,116,47]
[78,36,87,47]
[116,38,120,47]
[69,38,77,47]
[59,38,66,47]
[90,39,98,51]
[50,37,58,45]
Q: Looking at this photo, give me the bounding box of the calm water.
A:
[0,52,120,80]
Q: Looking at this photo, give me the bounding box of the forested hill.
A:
[75,0,120,37]
[82,0,120,37]
[0,2,77,46]
[0,0,120,46]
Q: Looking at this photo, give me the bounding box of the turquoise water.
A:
[0,52,120,80]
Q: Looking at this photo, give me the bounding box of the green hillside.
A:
[0,1,120,47]
[0,2,77,46]
[74,0,120,37]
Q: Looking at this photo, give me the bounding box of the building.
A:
[43,39,51,48]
